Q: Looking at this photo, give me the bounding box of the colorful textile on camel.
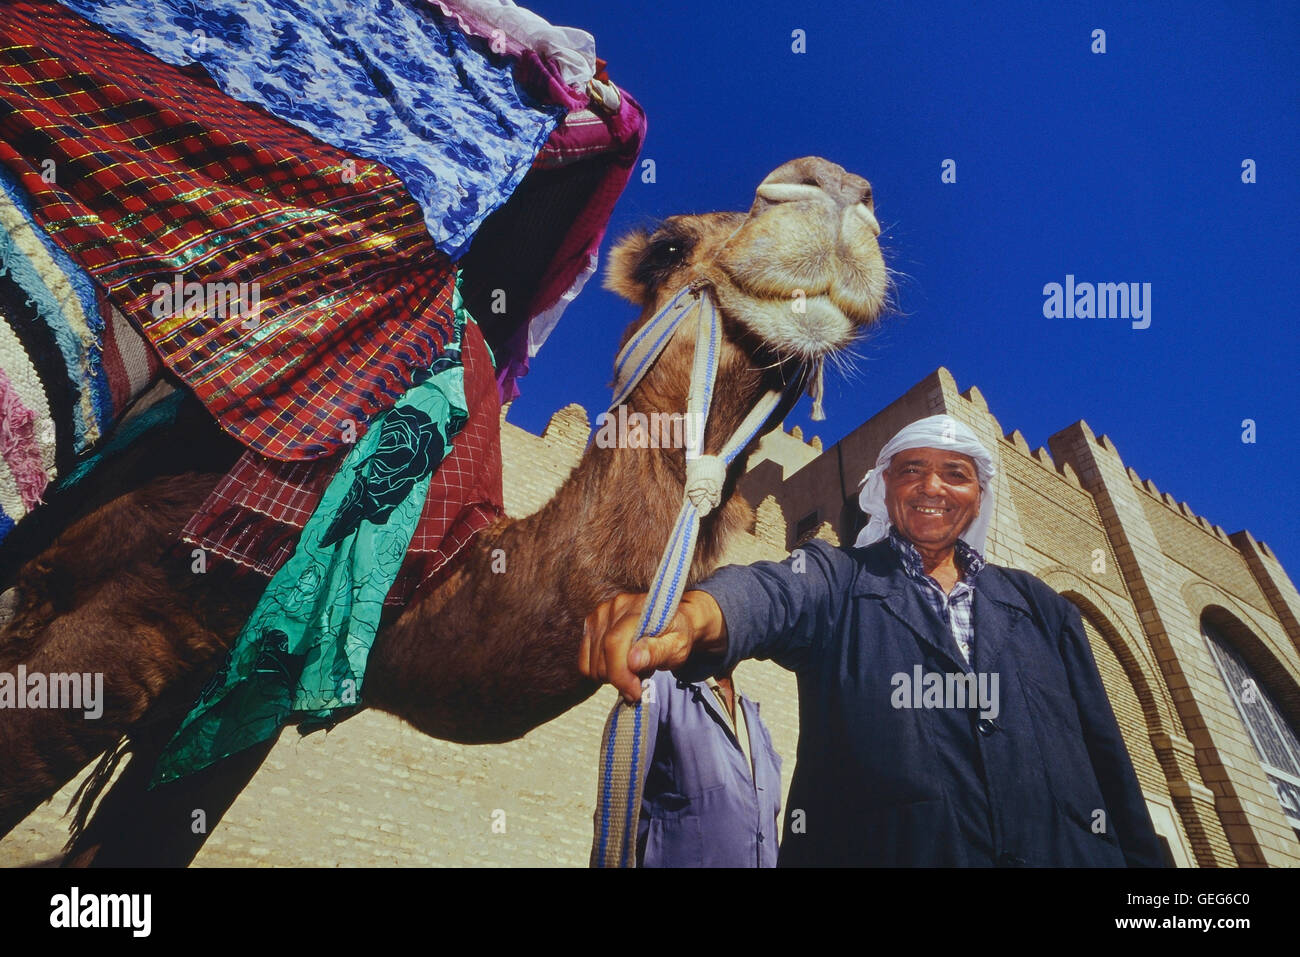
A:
[53,0,564,259]
[181,279,503,607]
[152,286,476,786]
[423,0,647,400]
[430,0,600,94]
[0,273,63,531]
[49,0,644,405]
[0,163,166,541]
[492,85,647,401]
[0,1,464,461]
[0,167,108,457]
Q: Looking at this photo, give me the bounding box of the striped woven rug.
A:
[0,174,160,541]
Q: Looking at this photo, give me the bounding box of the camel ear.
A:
[603,228,653,304]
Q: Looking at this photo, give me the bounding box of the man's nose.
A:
[920,472,945,495]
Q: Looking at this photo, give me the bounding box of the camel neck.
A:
[509,438,734,614]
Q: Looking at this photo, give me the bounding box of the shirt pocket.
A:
[644,813,704,868]
[666,717,732,798]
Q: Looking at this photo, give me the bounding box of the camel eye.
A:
[645,237,691,268]
[632,232,695,291]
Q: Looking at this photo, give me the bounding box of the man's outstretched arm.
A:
[578,539,855,701]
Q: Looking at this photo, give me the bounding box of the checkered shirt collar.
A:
[887,525,987,584]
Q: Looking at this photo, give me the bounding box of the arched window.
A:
[1201,617,1300,837]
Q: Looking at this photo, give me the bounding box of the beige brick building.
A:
[4,365,1297,867]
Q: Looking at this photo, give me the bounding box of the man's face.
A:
[883,447,982,551]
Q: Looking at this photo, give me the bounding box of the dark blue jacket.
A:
[637,669,783,867]
[682,538,1166,867]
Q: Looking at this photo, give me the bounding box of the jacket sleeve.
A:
[675,538,856,680]
[1057,600,1168,867]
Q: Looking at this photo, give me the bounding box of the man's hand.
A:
[578,590,727,703]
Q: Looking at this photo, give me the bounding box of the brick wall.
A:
[1140,493,1271,616]
[1000,446,1126,598]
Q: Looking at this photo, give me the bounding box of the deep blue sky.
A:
[511,0,1298,573]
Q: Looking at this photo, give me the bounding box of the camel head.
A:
[603,156,888,455]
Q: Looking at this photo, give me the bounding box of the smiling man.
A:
[580,414,1166,866]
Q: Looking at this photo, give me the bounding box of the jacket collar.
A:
[850,538,1032,673]
[968,567,1033,672]
[681,676,741,745]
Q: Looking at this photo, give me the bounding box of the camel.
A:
[0,156,889,865]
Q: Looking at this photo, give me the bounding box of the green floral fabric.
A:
[151,283,473,786]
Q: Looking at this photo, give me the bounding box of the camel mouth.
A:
[704,172,890,361]
[711,286,868,361]
[709,226,888,360]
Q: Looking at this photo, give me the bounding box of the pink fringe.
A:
[0,367,50,508]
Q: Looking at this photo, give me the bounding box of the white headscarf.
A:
[853,414,997,553]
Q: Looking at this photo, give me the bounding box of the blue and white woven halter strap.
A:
[592,282,803,868]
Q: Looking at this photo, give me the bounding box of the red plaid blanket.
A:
[0,0,458,461]
[182,315,503,605]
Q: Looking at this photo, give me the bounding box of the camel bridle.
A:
[592,278,816,868]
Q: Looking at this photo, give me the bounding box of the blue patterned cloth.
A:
[55,0,564,258]
[887,525,986,669]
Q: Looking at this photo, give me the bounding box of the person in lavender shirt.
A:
[626,667,782,867]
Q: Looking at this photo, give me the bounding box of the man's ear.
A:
[603,228,653,304]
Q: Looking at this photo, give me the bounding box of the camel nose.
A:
[755,156,875,212]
